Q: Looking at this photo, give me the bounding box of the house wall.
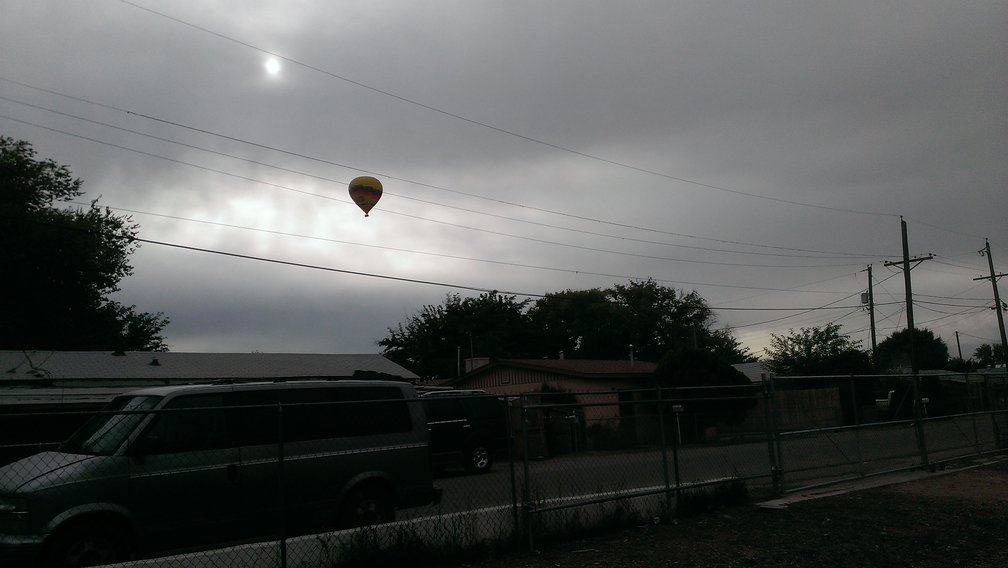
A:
[454,367,647,422]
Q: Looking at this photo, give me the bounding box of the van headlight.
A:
[0,496,27,514]
[0,496,29,533]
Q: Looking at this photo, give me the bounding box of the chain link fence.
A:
[1,372,1006,567]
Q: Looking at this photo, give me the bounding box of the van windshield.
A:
[60,395,162,455]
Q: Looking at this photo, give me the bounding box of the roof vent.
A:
[149,358,161,367]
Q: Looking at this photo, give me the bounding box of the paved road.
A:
[408,415,1000,520]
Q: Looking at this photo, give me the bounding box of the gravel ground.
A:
[440,457,1008,568]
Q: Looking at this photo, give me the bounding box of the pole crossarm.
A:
[973,273,1008,282]
[884,254,934,270]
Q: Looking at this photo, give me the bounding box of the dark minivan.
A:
[0,380,440,567]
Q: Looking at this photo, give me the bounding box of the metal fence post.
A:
[655,386,673,519]
[762,374,782,494]
[505,396,520,549]
[967,374,981,454]
[520,394,534,552]
[850,376,864,475]
[277,401,287,568]
[912,374,929,468]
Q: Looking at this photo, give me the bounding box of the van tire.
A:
[464,444,493,473]
[40,520,135,568]
[340,485,395,528]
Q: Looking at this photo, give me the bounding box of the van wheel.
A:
[340,485,395,528]
[464,444,493,473]
[41,521,135,568]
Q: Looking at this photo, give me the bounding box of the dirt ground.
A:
[445,457,1008,568]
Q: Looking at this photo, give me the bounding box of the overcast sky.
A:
[2,1,1006,363]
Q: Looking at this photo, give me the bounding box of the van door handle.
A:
[226,463,238,481]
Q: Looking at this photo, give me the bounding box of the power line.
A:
[958,331,999,343]
[913,299,990,309]
[113,1,902,219]
[0,75,895,259]
[132,235,901,313]
[0,94,886,262]
[17,214,903,315]
[0,114,869,270]
[134,235,547,298]
[77,201,870,293]
[732,290,866,329]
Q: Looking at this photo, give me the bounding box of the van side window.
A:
[136,394,230,453]
[280,386,412,442]
[231,390,280,447]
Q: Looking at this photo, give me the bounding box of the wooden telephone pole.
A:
[974,239,1008,368]
[882,217,933,466]
[862,264,878,362]
[882,217,934,373]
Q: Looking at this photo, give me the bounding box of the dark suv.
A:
[420,390,509,474]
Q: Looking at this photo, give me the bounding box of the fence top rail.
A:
[772,371,1008,381]
[516,384,761,398]
[522,394,763,411]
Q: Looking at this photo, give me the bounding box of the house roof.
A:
[732,361,770,383]
[0,351,419,406]
[0,351,418,383]
[446,358,657,385]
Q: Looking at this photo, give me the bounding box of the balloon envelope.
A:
[348,176,383,216]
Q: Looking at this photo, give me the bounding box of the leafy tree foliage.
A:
[653,347,757,426]
[379,291,532,380]
[703,327,758,364]
[0,137,169,351]
[526,288,623,359]
[874,328,949,372]
[380,279,752,381]
[764,323,871,376]
[528,279,722,362]
[947,357,978,373]
[610,279,714,361]
[973,343,1007,368]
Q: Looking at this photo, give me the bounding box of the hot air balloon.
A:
[348,176,383,217]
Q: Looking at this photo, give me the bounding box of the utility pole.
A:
[883,217,933,467]
[955,331,963,360]
[863,264,878,359]
[974,239,1008,368]
[883,217,934,373]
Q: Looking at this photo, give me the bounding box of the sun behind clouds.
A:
[264,57,281,76]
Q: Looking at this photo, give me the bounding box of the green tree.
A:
[379,291,531,380]
[764,323,871,376]
[526,288,625,359]
[653,347,757,427]
[973,343,1007,368]
[527,279,718,361]
[703,326,758,364]
[0,137,169,351]
[610,279,714,361]
[947,357,978,373]
[381,279,746,378]
[874,328,949,372]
